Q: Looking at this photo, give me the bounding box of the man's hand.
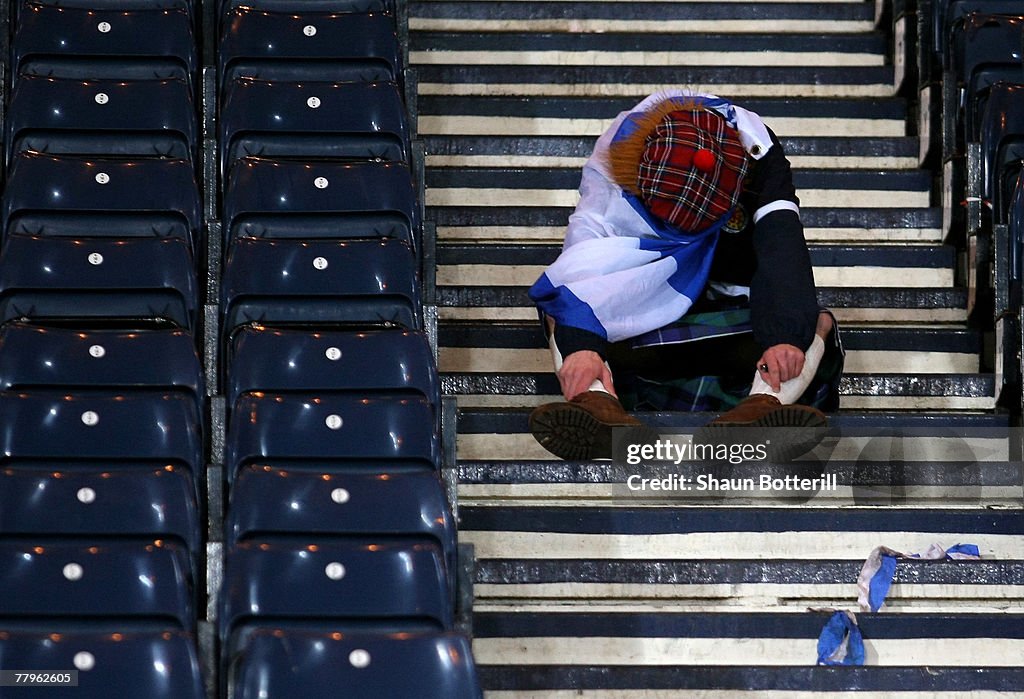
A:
[558,350,615,400]
[757,343,805,392]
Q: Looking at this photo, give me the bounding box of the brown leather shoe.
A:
[697,394,828,462]
[529,390,659,460]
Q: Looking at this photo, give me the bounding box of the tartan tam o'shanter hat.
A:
[609,100,750,234]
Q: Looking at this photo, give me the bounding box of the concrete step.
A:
[409,1,879,36]
[438,321,984,377]
[425,166,933,210]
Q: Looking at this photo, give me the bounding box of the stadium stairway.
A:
[408,0,1024,696]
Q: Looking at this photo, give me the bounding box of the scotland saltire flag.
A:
[528,230,719,343]
[857,543,981,613]
[816,611,865,666]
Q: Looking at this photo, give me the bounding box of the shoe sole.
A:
[529,403,660,461]
[696,405,828,463]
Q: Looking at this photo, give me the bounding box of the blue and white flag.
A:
[528,231,719,343]
[816,610,865,666]
[856,543,981,613]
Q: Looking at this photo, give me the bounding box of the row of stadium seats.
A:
[0,0,208,692]
[0,0,482,694]
[901,0,1024,405]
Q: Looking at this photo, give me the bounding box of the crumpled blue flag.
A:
[857,543,981,613]
[816,610,864,666]
[814,543,981,666]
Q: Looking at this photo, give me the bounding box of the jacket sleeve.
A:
[748,130,820,351]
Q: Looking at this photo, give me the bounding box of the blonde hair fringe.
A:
[606,94,708,196]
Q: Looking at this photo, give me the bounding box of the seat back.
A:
[228,628,481,699]
[219,79,409,176]
[223,157,418,249]
[5,74,197,166]
[0,464,201,559]
[225,325,437,412]
[12,2,197,81]
[0,539,194,630]
[0,322,204,410]
[2,152,201,253]
[0,235,198,331]
[225,392,438,479]
[219,540,452,643]
[220,237,420,336]
[228,464,455,571]
[0,629,205,699]
[0,390,203,485]
[219,7,400,86]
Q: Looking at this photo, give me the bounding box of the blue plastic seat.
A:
[0,234,198,331]
[218,78,409,176]
[0,464,201,561]
[946,12,1024,149]
[220,237,420,337]
[5,74,197,166]
[219,0,394,20]
[12,2,197,83]
[228,464,455,572]
[220,539,452,646]
[228,628,481,699]
[0,322,204,410]
[0,539,194,631]
[1010,169,1024,287]
[2,152,201,253]
[218,7,399,85]
[223,157,419,249]
[979,81,1024,220]
[225,392,438,479]
[225,325,437,413]
[0,629,205,698]
[0,390,203,488]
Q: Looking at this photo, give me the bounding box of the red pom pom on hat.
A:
[692,148,716,173]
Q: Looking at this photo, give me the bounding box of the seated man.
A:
[528,90,844,460]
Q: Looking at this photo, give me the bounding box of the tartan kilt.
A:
[613,306,845,413]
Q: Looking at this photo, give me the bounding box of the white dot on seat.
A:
[349,649,371,668]
[81,411,99,426]
[73,651,95,671]
[325,562,345,580]
[76,487,96,504]
[330,488,350,504]
[63,562,84,581]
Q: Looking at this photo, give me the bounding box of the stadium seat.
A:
[224,324,437,413]
[218,78,409,176]
[228,464,455,572]
[219,539,452,646]
[1010,169,1024,288]
[0,390,204,489]
[219,0,394,20]
[5,73,197,166]
[0,235,198,331]
[227,627,481,699]
[11,2,197,83]
[2,151,202,254]
[946,11,1024,151]
[218,6,400,86]
[0,629,206,699]
[225,392,438,480]
[979,81,1024,221]
[220,237,421,337]
[0,464,201,561]
[222,157,419,250]
[0,539,194,631]
[0,322,204,410]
